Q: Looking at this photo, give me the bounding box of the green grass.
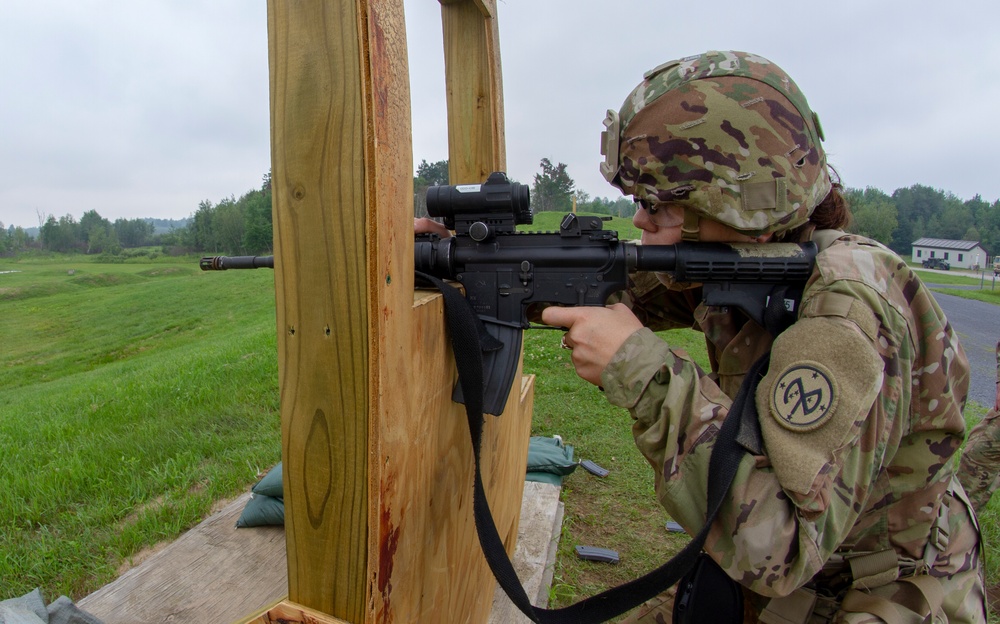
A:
[523,326,708,605]
[0,256,280,599]
[908,266,1000,308]
[935,285,1000,306]
[912,266,985,286]
[521,210,642,241]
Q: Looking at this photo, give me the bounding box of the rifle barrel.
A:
[199,255,274,271]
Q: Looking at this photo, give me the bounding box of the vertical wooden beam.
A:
[268,0,412,619]
[440,0,506,182]
[438,0,525,559]
[266,0,531,621]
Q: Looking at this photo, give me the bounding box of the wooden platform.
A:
[78,481,563,624]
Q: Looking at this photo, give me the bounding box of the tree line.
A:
[4,161,1000,259]
[0,172,274,258]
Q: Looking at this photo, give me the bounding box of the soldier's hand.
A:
[414,217,451,238]
[541,304,643,386]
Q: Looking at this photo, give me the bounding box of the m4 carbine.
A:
[202,171,817,416]
[413,172,816,415]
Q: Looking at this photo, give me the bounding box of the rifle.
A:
[201,171,817,415]
[414,172,816,414]
[199,255,273,270]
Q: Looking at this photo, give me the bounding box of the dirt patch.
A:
[113,489,243,577]
[116,540,171,575]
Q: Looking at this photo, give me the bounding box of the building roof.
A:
[911,238,983,251]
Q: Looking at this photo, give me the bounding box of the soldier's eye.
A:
[635,198,659,215]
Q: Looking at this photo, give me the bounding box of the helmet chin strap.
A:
[679,210,772,243]
[681,210,701,242]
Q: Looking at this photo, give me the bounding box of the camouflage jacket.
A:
[602,233,985,620]
[958,341,1000,514]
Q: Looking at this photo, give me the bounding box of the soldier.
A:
[541,51,986,622]
[959,341,1000,514]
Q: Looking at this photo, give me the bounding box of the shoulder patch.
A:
[770,362,838,432]
[756,315,883,496]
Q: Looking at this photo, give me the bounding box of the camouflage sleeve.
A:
[607,272,700,331]
[959,408,1000,514]
[601,327,733,499]
[602,313,886,597]
[958,340,1000,514]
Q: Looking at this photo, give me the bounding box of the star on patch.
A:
[770,364,835,432]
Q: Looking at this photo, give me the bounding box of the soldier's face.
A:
[633,202,766,245]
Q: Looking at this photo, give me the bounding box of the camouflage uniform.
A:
[959,341,1000,514]
[605,233,985,622]
[597,51,986,622]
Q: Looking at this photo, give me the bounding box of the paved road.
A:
[925,281,1000,408]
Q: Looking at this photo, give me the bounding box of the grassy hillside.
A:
[0,256,280,598]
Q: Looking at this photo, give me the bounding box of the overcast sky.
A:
[2,1,999,230]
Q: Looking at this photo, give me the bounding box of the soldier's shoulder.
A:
[811,234,910,296]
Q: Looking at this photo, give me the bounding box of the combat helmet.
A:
[600,51,831,239]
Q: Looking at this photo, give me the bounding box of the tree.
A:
[214,197,246,255]
[413,159,449,217]
[79,210,115,253]
[243,183,273,254]
[937,195,972,241]
[979,200,1000,257]
[5,225,31,254]
[890,185,946,254]
[40,214,82,252]
[416,159,449,186]
[576,196,635,218]
[531,158,575,212]
[113,218,154,248]
[88,227,121,255]
[186,200,217,251]
[848,187,897,245]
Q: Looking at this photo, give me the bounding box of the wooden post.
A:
[258,0,532,622]
[440,0,506,181]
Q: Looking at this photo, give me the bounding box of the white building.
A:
[911,238,989,270]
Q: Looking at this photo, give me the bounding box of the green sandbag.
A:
[251,463,283,499]
[525,436,577,486]
[235,493,285,528]
[237,463,286,528]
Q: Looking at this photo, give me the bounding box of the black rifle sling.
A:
[417,272,771,624]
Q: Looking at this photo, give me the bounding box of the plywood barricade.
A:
[244,0,533,623]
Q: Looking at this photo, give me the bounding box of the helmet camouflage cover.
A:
[601,50,832,237]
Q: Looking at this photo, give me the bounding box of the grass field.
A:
[0,254,281,599]
[1,234,997,620]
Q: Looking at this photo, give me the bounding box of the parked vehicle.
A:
[922,257,951,270]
